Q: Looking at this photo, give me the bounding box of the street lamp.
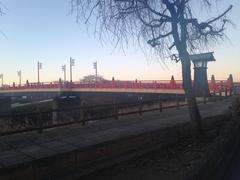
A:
[0,74,3,87]
[61,65,66,82]
[17,70,22,85]
[70,57,75,82]
[93,61,97,82]
[37,61,43,84]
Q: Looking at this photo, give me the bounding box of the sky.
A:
[0,0,240,84]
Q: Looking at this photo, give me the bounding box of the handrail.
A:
[0,80,237,91]
[0,94,226,136]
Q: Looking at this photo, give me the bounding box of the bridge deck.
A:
[0,87,185,94]
[0,79,235,94]
[0,99,231,179]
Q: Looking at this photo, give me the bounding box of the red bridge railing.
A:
[0,75,236,92]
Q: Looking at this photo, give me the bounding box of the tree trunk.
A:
[167,3,204,136]
[180,49,204,136]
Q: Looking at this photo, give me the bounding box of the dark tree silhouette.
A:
[0,2,7,39]
[0,2,4,15]
[81,75,108,83]
[71,0,232,135]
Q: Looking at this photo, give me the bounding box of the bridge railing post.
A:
[230,87,233,96]
[138,101,143,116]
[203,95,207,104]
[114,103,119,120]
[159,101,163,112]
[213,90,216,97]
[219,88,222,100]
[212,91,217,102]
[225,87,228,97]
[82,105,87,125]
[37,107,43,133]
[176,98,180,110]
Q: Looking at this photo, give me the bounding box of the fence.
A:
[0,79,235,92]
[0,93,229,136]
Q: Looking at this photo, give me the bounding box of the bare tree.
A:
[0,2,7,39]
[81,74,108,83]
[71,0,232,135]
[0,2,4,16]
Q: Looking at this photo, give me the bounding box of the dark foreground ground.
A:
[223,133,240,180]
[80,137,209,180]
[79,135,218,180]
[81,115,238,180]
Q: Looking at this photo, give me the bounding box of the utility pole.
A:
[93,61,97,82]
[0,74,3,87]
[70,57,75,82]
[61,65,66,82]
[17,70,21,85]
[37,61,42,84]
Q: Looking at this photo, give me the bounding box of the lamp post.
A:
[190,52,215,97]
[93,61,97,82]
[61,65,66,82]
[0,74,3,87]
[37,61,43,84]
[70,57,75,82]
[17,70,21,86]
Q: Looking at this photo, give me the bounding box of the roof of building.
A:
[189,52,215,62]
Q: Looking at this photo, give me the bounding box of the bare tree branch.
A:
[70,0,233,135]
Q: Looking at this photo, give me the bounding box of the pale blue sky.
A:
[0,0,239,84]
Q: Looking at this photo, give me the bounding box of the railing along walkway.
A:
[0,95,227,136]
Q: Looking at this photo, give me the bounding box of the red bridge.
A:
[0,75,235,95]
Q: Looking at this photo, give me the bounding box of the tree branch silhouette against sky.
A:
[70,0,234,135]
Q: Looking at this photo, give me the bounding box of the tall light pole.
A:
[0,74,3,87]
[61,65,66,82]
[70,57,75,82]
[37,61,43,84]
[93,61,97,82]
[17,70,21,85]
